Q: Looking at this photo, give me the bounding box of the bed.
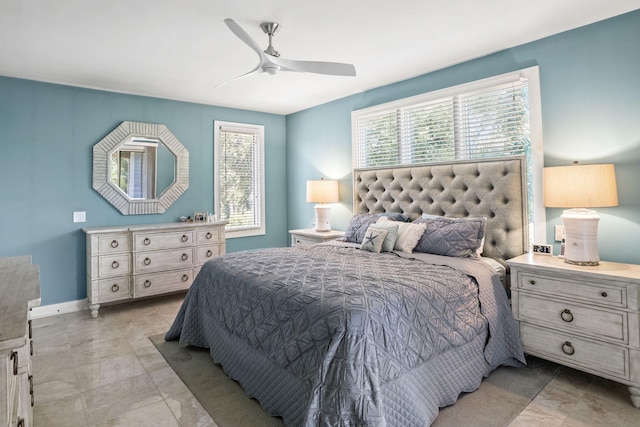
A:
[166,157,528,426]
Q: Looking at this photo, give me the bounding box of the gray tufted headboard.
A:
[353,156,528,265]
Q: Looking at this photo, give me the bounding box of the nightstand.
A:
[289,229,345,246]
[507,253,640,408]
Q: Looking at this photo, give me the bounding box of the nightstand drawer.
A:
[517,272,626,308]
[519,294,627,343]
[521,323,629,381]
[292,236,320,246]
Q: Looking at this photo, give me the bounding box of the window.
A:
[214,121,265,238]
[352,67,545,243]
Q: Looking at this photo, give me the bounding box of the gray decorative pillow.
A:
[360,226,389,253]
[368,222,399,252]
[344,213,410,243]
[413,214,487,258]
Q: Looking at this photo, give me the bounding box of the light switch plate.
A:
[532,243,552,255]
[73,211,86,223]
[554,225,565,242]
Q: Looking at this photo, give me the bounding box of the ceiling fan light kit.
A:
[218,18,356,87]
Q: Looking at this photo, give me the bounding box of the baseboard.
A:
[30,299,88,319]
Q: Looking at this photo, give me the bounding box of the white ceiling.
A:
[1,1,638,115]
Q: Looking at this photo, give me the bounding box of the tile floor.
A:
[31,293,640,426]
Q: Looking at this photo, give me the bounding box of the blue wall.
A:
[0,80,287,305]
[287,10,640,265]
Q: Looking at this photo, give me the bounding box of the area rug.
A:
[151,335,557,427]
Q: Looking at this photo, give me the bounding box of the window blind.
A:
[217,125,263,232]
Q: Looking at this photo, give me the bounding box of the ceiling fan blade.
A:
[215,64,262,88]
[271,57,356,76]
[224,18,263,59]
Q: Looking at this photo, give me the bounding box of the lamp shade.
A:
[543,163,618,208]
[306,179,339,203]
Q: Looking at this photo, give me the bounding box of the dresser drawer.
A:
[97,277,131,302]
[97,253,132,278]
[134,268,193,296]
[134,248,195,273]
[517,272,626,308]
[97,233,130,254]
[197,227,223,244]
[134,230,194,250]
[196,245,222,264]
[521,323,629,381]
[519,293,627,343]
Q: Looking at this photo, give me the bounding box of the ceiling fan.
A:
[217,18,356,87]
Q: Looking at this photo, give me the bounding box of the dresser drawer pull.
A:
[30,340,33,356]
[601,291,608,298]
[17,418,24,427]
[111,260,120,269]
[111,284,120,292]
[111,239,119,248]
[10,350,18,375]
[561,341,575,355]
[206,232,212,239]
[182,274,189,282]
[181,234,188,242]
[28,319,32,338]
[182,253,189,261]
[144,280,152,288]
[529,280,536,285]
[144,257,151,265]
[560,309,574,322]
[29,374,34,406]
[206,250,213,257]
[144,237,151,245]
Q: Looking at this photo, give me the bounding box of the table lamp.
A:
[306,179,339,232]
[543,161,618,266]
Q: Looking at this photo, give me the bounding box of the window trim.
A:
[351,66,545,244]
[214,120,266,239]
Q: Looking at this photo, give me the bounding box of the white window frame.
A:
[352,66,545,244]
[214,121,266,238]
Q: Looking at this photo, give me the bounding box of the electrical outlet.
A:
[532,243,552,255]
[73,211,86,223]
[554,225,564,242]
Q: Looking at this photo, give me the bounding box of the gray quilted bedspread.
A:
[166,242,525,426]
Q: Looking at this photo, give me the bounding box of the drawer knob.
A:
[144,280,152,288]
[182,274,189,282]
[111,240,119,248]
[560,308,574,323]
[17,418,24,427]
[601,291,608,298]
[206,232,212,239]
[144,257,151,265]
[111,260,119,269]
[561,341,575,355]
[181,234,188,242]
[182,253,189,261]
[111,284,120,293]
[206,250,213,257]
[144,237,151,245]
[529,280,536,285]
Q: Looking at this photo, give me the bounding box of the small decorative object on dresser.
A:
[0,256,40,427]
[83,221,226,318]
[507,253,640,408]
[289,228,345,246]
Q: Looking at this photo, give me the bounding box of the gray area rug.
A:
[151,335,557,427]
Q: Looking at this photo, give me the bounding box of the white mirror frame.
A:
[93,121,189,215]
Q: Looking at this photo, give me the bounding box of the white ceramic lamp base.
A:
[313,204,332,232]
[562,208,601,266]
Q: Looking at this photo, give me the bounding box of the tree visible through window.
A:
[214,121,265,237]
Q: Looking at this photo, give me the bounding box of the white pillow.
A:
[378,217,427,253]
[368,222,399,252]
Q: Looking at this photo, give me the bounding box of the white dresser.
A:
[84,221,226,318]
[0,256,40,427]
[508,253,640,408]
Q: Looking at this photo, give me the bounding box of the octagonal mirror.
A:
[93,121,189,215]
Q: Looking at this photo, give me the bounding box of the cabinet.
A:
[289,229,345,246]
[507,253,640,408]
[0,256,40,427]
[84,222,226,318]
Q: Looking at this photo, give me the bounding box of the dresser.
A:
[0,256,40,427]
[507,253,640,408]
[84,221,226,318]
[289,228,345,246]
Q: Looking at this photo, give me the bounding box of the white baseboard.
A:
[30,299,88,319]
